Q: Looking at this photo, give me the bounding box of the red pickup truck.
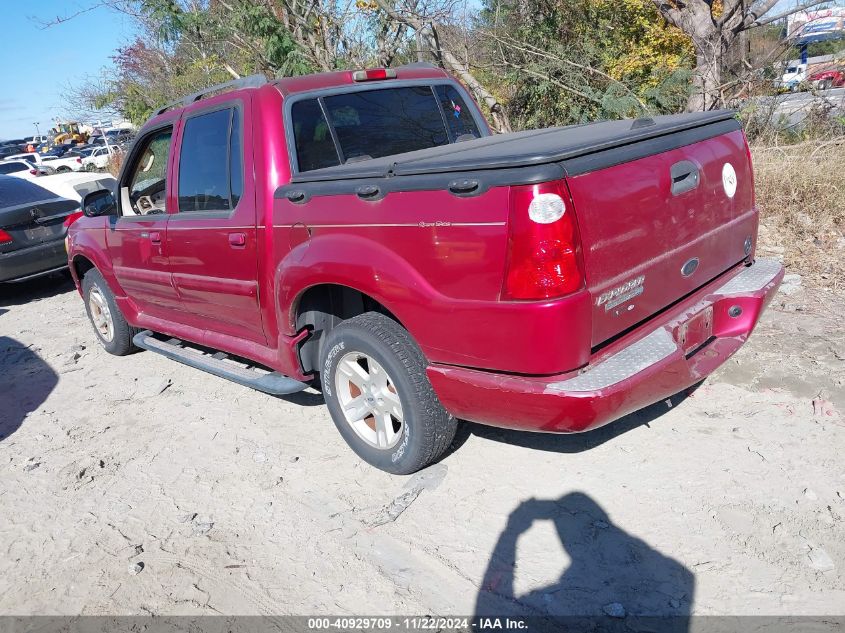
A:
[67,64,783,474]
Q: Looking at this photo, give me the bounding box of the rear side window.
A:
[177,107,242,213]
[291,99,340,172]
[434,85,480,141]
[323,87,448,161]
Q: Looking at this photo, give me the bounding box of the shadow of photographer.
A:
[475,492,694,632]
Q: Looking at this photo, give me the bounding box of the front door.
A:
[107,126,181,318]
[166,102,265,343]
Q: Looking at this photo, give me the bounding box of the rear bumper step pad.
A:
[132,330,307,396]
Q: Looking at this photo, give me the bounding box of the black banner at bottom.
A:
[0,616,843,633]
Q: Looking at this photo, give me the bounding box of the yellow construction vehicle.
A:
[51,121,90,146]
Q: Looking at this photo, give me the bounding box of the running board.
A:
[132,330,308,396]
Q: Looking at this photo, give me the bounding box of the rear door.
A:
[166,100,265,344]
[107,126,181,317]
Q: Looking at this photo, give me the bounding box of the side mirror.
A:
[82,189,117,218]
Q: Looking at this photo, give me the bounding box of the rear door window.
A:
[177,107,241,213]
[323,87,449,161]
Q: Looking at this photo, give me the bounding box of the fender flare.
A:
[68,231,126,299]
[275,233,443,336]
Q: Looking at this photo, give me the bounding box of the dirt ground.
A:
[1,271,843,620]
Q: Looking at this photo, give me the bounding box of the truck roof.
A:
[141,64,452,131]
[272,64,450,96]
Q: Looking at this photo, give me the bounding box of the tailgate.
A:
[564,127,757,347]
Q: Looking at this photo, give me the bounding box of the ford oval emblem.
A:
[681,257,700,277]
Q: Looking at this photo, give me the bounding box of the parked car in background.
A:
[40,153,84,173]
[106,129,134,143]
[68,67,783,474]
[1,142,28,158]
[809,69,845,89]
[82,146,116,170]
[44,144,79,157]
[33,172,116,206]
[4,152,46,166]
[0,159,49,180]
[0,175,85,282]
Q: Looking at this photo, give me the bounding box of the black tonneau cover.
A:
[291,110,740,183]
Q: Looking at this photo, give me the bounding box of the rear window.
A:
[291,84,482,172]
[0,175,58,207]
[324,86,449,161]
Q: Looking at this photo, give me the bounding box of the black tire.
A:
[320,312,457,475]
[56,166,71,173]
[82,269,137,356]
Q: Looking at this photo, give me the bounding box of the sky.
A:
[0,1,135,141]
[0,0,835,141]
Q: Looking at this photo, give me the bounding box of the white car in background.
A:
[4,152,46,166]
[33,172,117,203]
[82,146,117,170]
[39,153,84,173]
[0,159,49,180]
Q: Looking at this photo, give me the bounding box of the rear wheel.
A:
[82,269,137,356]
[56,166,71,173]
[320,312,457,475]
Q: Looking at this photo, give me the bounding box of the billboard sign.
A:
[787,7,845,43]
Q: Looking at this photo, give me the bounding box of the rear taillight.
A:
[63,210,84,228]
[76,158,82,163]
[502,183,583,301]
[0,229,12,244]
[351,68,396,81]
[29,169,37,175]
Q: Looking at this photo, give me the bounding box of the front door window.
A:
[121,129,172,216]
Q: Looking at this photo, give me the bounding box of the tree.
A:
[374,0,514,132]
[477,0,694,129]
[651,0,830,111]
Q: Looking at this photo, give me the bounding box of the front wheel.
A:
[82,269,137,356]
[320,312,457,475]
